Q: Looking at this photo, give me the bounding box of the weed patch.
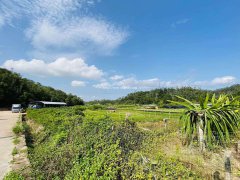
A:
[23,107,202,179]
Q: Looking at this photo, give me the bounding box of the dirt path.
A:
[0,111,19,179]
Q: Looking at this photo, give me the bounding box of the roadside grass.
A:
[12,121,30,136]
[9,115,31,180]
[12,147,18,156]
[12,122,24,135]
[3,171,24,180]
[13,137,20,145]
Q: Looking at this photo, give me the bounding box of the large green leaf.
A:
[175,94,240,148]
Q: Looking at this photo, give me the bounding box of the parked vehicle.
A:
[11,104,22,113]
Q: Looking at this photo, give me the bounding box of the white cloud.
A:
[93,81,112,89]
[193,81,208,86]
[171,18,190,28]
[26,17,128,54]
[115,78,160,89]
[0,0,93,22]
[110,75,124,81]
[93,77,184,90]
[211,76,236,85]
[2,57,103,79]
[194,76,236,86]
[71,80,86,87]
[0,0,128,56]
[31,0,81,19]
[0,16,4,28]
[93,75,238,90]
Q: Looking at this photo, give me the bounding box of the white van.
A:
[11,104,22,113]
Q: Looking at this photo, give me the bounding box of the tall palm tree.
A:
[170,94,240,151]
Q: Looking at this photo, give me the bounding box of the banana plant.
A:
[169,94,240,151]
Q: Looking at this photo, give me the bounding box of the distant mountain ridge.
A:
[0,68,84,107]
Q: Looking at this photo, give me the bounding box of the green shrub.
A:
[22,123,30,133]
[4,171,24,180]
[13,137,20,145]
[87,104,106,110]
[12,122,24,135]
[12,147,18,156]
[73,105,86,112]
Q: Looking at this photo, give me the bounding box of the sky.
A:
[0,0,240,101]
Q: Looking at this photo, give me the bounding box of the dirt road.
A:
[0,111,19,179]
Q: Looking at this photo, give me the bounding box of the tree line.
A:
[89,85,240,106]
[0,68,84,107]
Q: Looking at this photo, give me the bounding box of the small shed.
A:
[29,101,67,108]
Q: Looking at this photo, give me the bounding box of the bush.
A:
[73,105,86,115]
[4,171,24,180]
[12,147,18,156]
[13,137,20,145]
[12,122,24,135]
[87,104,106,110]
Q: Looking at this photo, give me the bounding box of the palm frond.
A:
[176,94,240,148]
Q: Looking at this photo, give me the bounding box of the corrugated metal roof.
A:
[38,101,67,105]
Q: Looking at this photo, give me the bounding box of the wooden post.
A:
[125,113,131,121]
[237,141,240,154]
[198,114,205,152]
[163,118,168,129]
[213,171,220,180]
[224,150,232,180]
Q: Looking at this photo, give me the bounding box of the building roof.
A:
[36,101,67,105]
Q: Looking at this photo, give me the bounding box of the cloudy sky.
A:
[0,0,240,100]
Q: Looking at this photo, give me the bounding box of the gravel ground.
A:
[0,111,19,179]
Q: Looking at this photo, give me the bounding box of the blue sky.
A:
[0,0,240,101]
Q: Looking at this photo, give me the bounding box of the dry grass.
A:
[137,121,240,179]
[27,119,44,134]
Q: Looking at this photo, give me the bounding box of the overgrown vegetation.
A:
[13,137,20,145]
[0,68,84,107]
[12,122,24,135]
[12,121,30,136]
[22,107,201,179]
[12,147,18,156]
[4,171,24,180]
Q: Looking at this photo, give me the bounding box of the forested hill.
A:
[214,84,240,95]
[114,85,240,105]
[0,68,84,107]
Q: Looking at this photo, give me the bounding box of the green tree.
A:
[0,68,84,107]
[65,94,84,106]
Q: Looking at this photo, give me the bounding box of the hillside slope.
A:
[115,85,240,105]
[0,68,84,107]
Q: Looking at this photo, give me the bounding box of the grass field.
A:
[85,108,183,122]
[8,106,240,179]
[85,107,240,179]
